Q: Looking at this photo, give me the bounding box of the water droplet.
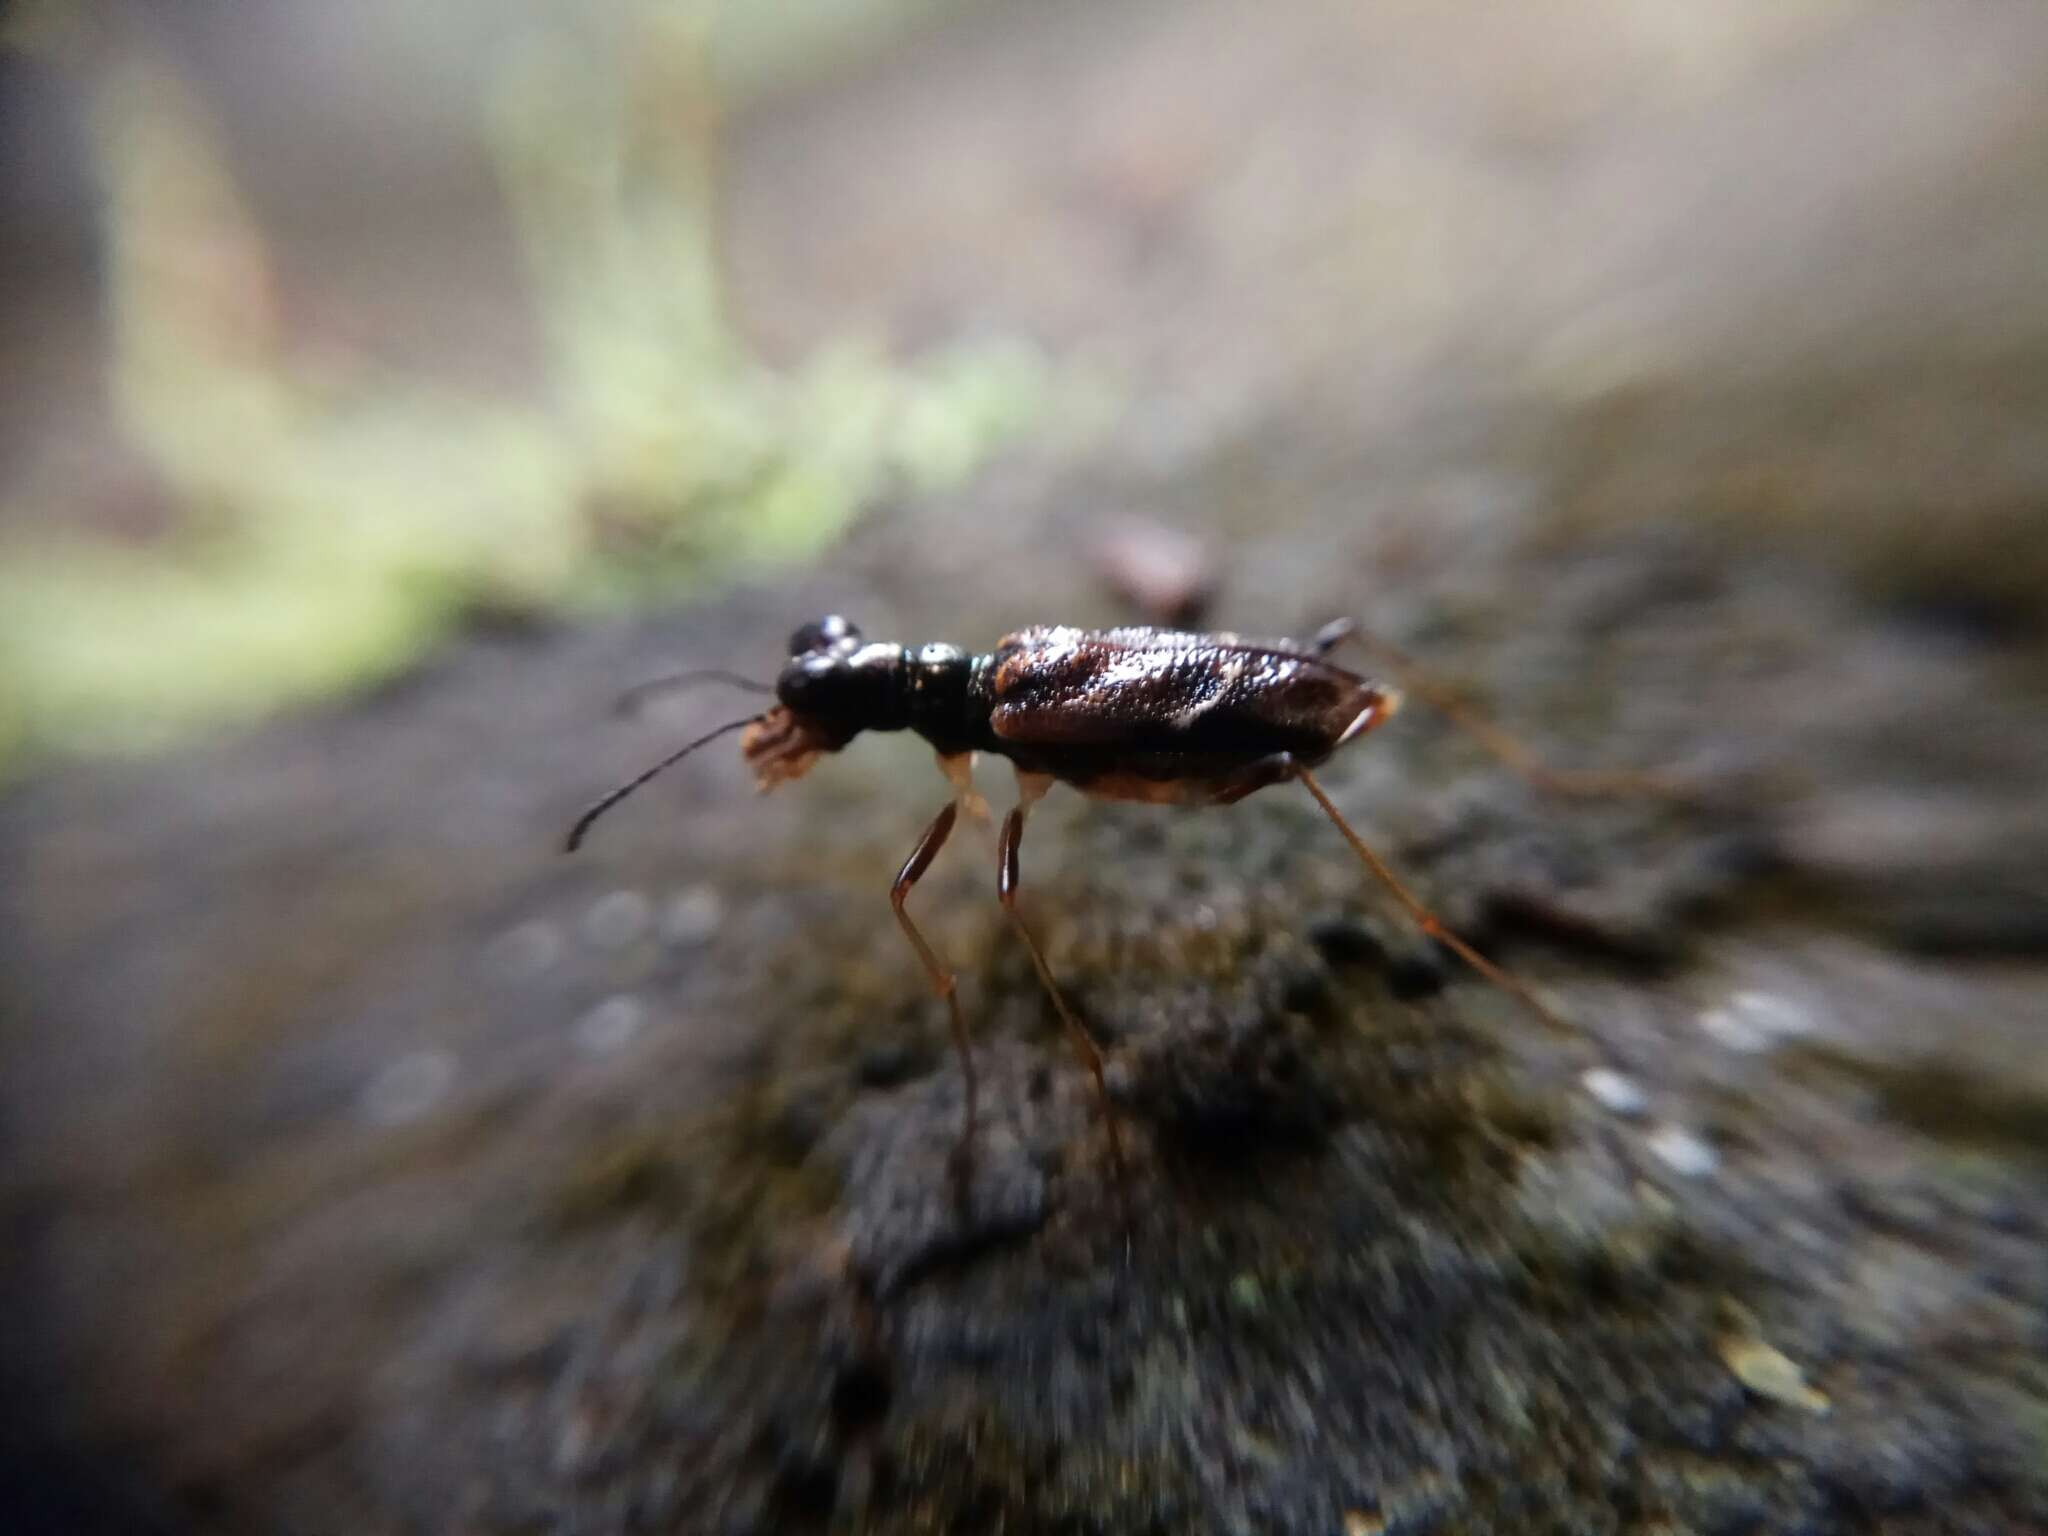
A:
[1698,1006,1768,1053]
[1732,989,1814,1039]
[1581,1067,1647,1117]
[1647,1123,1718,1177]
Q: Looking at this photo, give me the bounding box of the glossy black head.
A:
[775,625,903,738]
[741,617,906,790]
[770,647,892,737]
[774,614,880,733]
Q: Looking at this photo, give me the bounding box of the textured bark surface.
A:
[6,3,2048,1532]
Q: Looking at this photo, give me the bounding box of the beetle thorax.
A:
[900,642,980,753]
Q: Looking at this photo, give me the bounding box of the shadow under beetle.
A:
[567,616,1673,1187]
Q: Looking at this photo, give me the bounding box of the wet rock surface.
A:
[7,2,2048,1532]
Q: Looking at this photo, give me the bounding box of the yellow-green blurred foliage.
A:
[0,1,1049,767]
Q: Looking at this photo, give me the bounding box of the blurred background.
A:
[4,2,2047,1531]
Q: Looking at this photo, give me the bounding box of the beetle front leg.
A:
[938,750,990,823]
[891,799,978,1174]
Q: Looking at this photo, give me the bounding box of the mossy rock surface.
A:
[6,480,2045,1535]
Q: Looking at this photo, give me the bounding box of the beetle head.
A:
[747,616,895,789]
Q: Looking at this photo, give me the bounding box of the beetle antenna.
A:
[612,669,775,717]
[564,715,762,852]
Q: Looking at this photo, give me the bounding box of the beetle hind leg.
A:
[1294,763,1591,1048]
[1312,618,1690,801]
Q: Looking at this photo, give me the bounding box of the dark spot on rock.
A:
[1481,885,1679,969]
[829,1357,893,1436]
[1695,828,1788,885]
[1267,1041,1301,1082]
[857,1041,930,1089]
[1106,1362,1135,1410]
[1308,913,1386,967]
[1889,885,2048,960]
[770,1090,834,1164]
[867,1449,897,1509]
[1386,943,1448,1000]
[1123,817,1168,853]
[766,1444,839,1529]
[1142,1041,1339,1152]
[1883,587,2038,647]
[1275,959,1332,1014]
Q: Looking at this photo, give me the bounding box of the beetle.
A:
[567,615,1647,1182]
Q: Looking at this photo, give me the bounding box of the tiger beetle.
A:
[566,616,1674,1189]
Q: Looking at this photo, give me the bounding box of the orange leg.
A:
[1314,618,1687,800]
[1297,766,1580,1043]
[891,800,977,1165]
[997,795,1130,1195]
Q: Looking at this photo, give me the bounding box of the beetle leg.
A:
[1295,764,1584,1044]
[1210,752,1299,805]
[891,800,978,1173]
[1312,618,1688,800]
[998,775,1130,1195]
[938,750,991,823]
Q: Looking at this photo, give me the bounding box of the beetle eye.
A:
[788,615,861,656]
